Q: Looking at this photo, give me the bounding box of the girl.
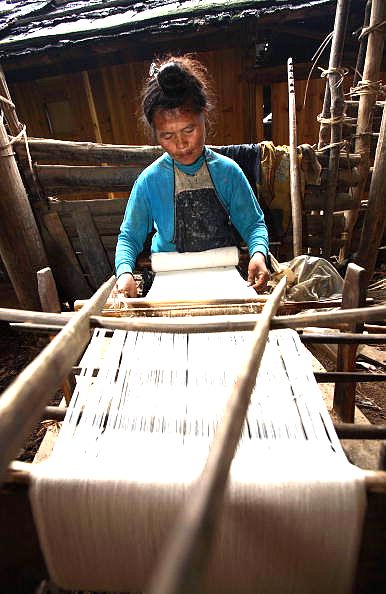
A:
[115,56,269,297]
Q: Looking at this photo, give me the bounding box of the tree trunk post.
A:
[0,106,48,309]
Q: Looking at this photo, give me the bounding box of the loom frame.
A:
[0,271,385,592]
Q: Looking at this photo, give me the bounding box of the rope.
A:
[0,110,37,183]
[0,93,15,109]
[316,139,351,152]
[358,19,386,40]
[347,79,386,98]
[319,66,349,88]
[317,113,347,126]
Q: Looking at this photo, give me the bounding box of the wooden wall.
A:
[271,78,325,146]
[9,48,255,147]
[9,48,325,153]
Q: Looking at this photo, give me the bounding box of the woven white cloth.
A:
[30,328,366,593]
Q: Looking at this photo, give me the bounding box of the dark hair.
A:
[142,55,215,127]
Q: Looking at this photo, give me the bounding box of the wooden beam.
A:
[2,302,385,334]
[40,211,92,300]
[355,102,386,286]
[0,276,116,483]
[73,206,112,289]
[333,264,367,422]
[35,164,141,194]
[15,138,163,165]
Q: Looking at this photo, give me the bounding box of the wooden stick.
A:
[5,460,386,495]
[355,102,386,286]
[1,303,385,333]
[301,332,386,344]
[37,267,73,405]
[147,278,287,594]
[0,276,116,484]
[74,295,270,310]
[287,58,303,257]
[323,0,351,258]
[316,371,385,383]
[335,423,386,440]
[341,0,385,258]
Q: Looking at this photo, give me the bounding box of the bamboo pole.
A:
[0,303,385,333]
[82,70,115,200]
[287,58,303,257]
[341,0,385,259]
[355,101,386,286]
[0,103,48,309]
[0,276,116,483]
[353,0,372,87]
[147,278,287,594]
[322,0,351,258]
[0,66,23,135]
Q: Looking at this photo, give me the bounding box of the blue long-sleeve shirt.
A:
[115,147,268,276]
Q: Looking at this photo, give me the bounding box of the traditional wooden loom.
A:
[1,251,386,593]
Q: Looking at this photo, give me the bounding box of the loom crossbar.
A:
[1,303,385,332]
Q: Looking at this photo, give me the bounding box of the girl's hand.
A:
[113,273,138,298]
[247,252,269,291]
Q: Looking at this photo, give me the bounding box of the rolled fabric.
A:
[151,247,239,272]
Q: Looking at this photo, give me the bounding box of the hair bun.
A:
[157,62,190,99]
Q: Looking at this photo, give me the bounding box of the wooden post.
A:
[82,70,114,200]
[287,58,303,257]
[355,102,386,286]
[0,105,48,310]
[37,267,73,405]
[341,0,385,259]
[322,0,351,258]
[353,0,372,88]
[333,264,367,422]
[0,66,23,135]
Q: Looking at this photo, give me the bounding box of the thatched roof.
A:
[0,0,333,59]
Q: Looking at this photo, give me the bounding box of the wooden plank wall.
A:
[9,48,254,148]
[10,54,386,171]
[271,78,325,146]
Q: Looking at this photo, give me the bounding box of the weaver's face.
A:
[153,108,206,165]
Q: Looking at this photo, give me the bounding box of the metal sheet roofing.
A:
[0,0,333,59]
